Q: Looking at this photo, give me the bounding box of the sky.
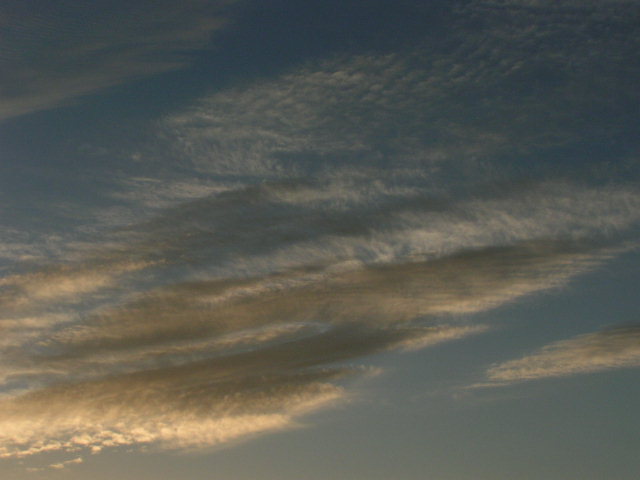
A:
[0,0,639,478]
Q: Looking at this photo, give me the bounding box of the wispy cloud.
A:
[49,457,83,470]
[0,258,152,313]
[0,183,635,457]
[1,171,638,460]
[1,0,639,467]
[152,0,638,185]
[0,323,482,459]
[485,325,640,384]
[26,456,82,473]
[159,51,511,180]
[4,179,637,351]
[33,238,599,367]
[6,0,635,245]
[0,0,235,121]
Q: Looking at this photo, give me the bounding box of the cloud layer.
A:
[0,178,637,461]
[1,0,639,470]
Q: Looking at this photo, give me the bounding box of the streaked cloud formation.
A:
[486,325,640,383]
[1,0,639,471]
[0,0,234,121]
[0,178,637,461]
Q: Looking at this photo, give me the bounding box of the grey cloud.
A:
[2,178,638,384]
[12,185,622,460]
[10,176,636,317]
[161,51,510,179]
[0,0,235,121]
[154,0,639,186]
[4,176,636,390]
[1,184,634,460]
[22,239,611,379]
[111,179,640,277]
[485,325,640,383]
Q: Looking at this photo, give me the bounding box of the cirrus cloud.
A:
[486,325,640,383]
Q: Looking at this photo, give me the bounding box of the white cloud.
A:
[486,325,640,383]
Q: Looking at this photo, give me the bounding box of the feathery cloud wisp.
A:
[486,325,640,383]
[0,0,235,122]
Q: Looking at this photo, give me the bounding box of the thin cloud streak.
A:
[0,0,236,121]
[485,325,640,383]
[0,259,152,313]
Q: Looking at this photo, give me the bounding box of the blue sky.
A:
[0,1,639,478]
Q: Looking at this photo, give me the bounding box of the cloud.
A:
[49,457,83,470]
[3,64,640,462]
[0,259,152,313]
[11,183,628,460]
[0,323,482,459]
[0,0,235,121]
[0,178,637,403]
[106,178,640,281]
[152,0,638,186]
[3,178,634,371]
[34,240,610,360]
[485,325,640,383]
[5,0,635,252]
[0,232,626,460]
[1,0,639,466]
[160,51,510,179]
[9,175,638,318]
